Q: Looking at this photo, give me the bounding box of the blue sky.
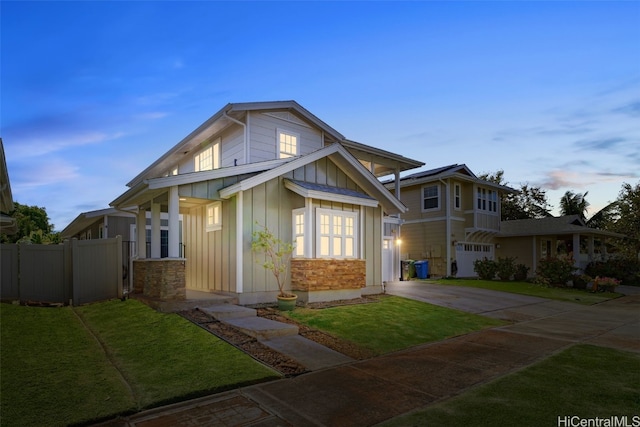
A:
[2,1,639,231]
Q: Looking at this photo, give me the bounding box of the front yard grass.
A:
[431,278,621,305]
[381,344,640,427]
[285,295,505,356]
[1,299,279,427]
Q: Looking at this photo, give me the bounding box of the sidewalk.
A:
[97,288,640,427]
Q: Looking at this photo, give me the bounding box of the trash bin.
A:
[415,260,429,279]
[400,260,416,281]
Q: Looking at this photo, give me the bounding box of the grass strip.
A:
[286,295,504,355]
[431,279,621,305]
[74,299,280,409]
[382,344,640,426]
[0,304,135,427]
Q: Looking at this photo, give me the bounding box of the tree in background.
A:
[0,202,61,244]
[559,190,590,221]
[607,181,640,258]
[479,170,553,220]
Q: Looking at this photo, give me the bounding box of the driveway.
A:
[384,280,580,322]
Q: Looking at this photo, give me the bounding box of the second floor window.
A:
[195,141,220,171]
[422,185,439,211]
[454,183,461,210]
[278,129,298,159]
[477,188,498,213]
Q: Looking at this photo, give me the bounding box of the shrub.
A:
[572,274,592,290]
[536,255,577,287]
[473,258,498,280]
[585,258,640,286]
[514,263,530,281]
[496,257,516,281]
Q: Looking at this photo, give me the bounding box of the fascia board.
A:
[147,159,288,190]
[284,180,379,208]
[389,171,516,194]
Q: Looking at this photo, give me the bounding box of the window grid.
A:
[278,130,298,159]
[316,209,358,259]
[422,185,439,210]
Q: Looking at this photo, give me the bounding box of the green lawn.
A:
[431,278,621,305]
[381,344,640,427]
[285,295,505,355]
[1,299,279,427]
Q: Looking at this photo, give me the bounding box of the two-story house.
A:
[110,101,423,304]
[385,164,515,278]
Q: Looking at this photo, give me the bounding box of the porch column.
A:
[151,201,161,259]
[572,233,580,267]
[304,197,313,257]
[137,209,147,258]
[168,186,180,258]
[235,192,243,293]
[588,235,595,261]
[531,236,537,274]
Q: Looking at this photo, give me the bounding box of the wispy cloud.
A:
[575,136,626,151]
[538,170,588,190]
[612,100,640,117]
[135,111,170,120]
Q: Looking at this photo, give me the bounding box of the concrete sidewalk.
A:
[97,287,640,427]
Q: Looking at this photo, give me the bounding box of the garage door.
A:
[455,243,494,277]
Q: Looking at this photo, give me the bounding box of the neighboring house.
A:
[61,208,184,258]
[496,215,625,275]
[0,138,17,235]
[110,101,423,304]
[384,164,515,278]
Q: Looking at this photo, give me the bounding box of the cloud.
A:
[612,100,640,117]
[575,137,626,151]
[538,170,587,190]
[135,111,169,120]
[10,158,80,191]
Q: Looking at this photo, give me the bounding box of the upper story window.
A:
[477,188,498,213]
[195,140,220,171]
[278,129,299,159]
[422,184,439,211]
[206,202,222,232]
[454,183,461,210]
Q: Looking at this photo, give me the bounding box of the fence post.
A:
[64,239,73,305]
[116,235,123,299]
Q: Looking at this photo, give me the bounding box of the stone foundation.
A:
[291,259,366,292]
[133,258,186,300]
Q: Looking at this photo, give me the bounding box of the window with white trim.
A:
[454,183,461,210]
[292,209,305,257]
[477,187,498,213]
[422,184,439,211]
[278,129,298,159]
[195,140,220,171]
[316,209,357,259]
[206,202,222,232]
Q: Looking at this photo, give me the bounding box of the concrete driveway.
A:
[384,280,580,322]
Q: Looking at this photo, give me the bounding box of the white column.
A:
[137,209,146,258]
[304,197,313,257]
[235,192,243,293]
[572,233,580,268]
[588,236,595,261]
[168,186,180,258]
[151,202,161,259]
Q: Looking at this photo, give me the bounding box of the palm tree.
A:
[559,190,590,221]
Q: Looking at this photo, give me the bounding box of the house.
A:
[384,164,515,278]
[61,208,184,258]
[110,101,423,304]
[0,139,17,236]
[496,215,625,275]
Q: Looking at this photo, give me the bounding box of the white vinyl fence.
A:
[0,236,123,305]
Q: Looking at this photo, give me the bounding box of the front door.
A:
[382,238,394,282]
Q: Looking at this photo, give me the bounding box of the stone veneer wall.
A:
[133,259,186,300]
[291,259,366,292]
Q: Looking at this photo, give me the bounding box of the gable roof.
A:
[498,215,625,239]
[219,143,407,214]
[383,163,515,193]
[0,138,17,235]
[126,100,423,187]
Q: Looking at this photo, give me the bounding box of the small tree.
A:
[251,223,295,298]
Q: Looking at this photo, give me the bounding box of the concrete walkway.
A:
[97,284,640,427]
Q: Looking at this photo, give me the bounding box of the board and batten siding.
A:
[247,112,324,163]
